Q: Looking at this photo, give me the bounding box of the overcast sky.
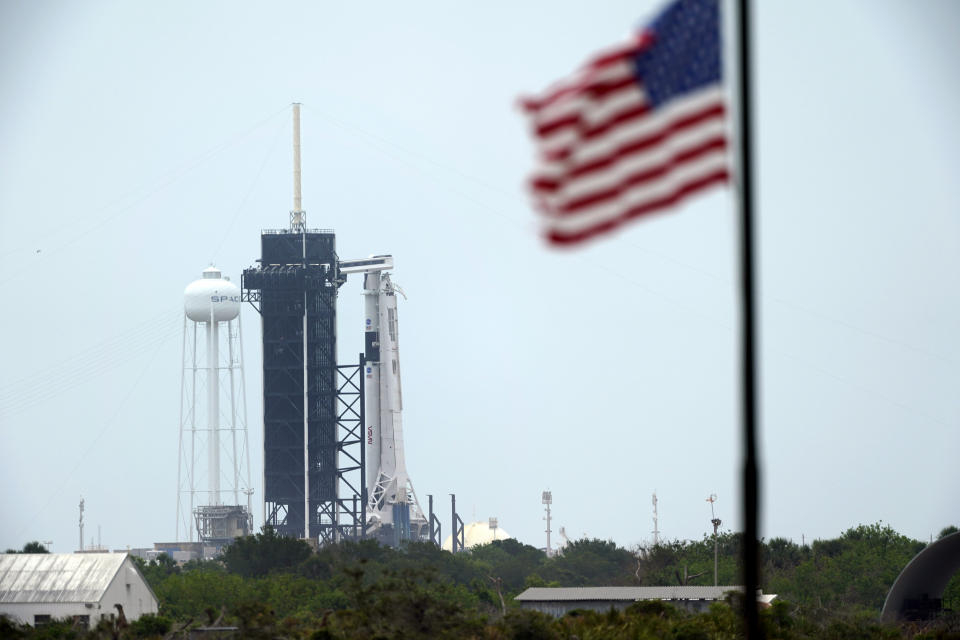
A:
[1,1,958,554]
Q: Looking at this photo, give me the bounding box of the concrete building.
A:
[0,553,158,628]
[153,541,204,562]
[515,586,775,617]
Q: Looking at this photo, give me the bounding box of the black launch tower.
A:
[240,105,367,544]
[242,229,342,540]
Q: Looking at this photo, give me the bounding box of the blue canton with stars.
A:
[631,0,722,109]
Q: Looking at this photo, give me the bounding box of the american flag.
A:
[521,0,728,245]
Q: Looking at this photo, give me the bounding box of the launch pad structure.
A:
[241,230,344,542]
[241,104,427,546]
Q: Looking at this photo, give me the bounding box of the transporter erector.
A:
[340,256,428,541]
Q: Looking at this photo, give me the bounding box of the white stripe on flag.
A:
[532,85,724,181]
[549,118,727,204]
[543,152,729,236]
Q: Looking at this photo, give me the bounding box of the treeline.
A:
[640,523,960,614]
[2,523,959,639]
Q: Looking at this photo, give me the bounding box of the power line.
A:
[0,308,181,418]
[11,322,176,543]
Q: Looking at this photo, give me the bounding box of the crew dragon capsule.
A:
[339,256,427,539]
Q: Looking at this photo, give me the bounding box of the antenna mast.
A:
[652,492,660,546]
[542,491,553,557]
[78,497,84,551]
[290,103,305,231]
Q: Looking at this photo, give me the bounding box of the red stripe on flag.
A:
[533,75,640,137]
[571,103,725,178]
[536,102,652,163]
[531,101,726,193]
[579,101,652,142]
[521,34,650,113]
[545,170,730,245]
[558,137,728,214]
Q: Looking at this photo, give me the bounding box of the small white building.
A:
[0,553,158,628]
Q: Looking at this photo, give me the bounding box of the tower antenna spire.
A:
[291,103,305,231]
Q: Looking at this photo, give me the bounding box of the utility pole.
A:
[707,494,721,586]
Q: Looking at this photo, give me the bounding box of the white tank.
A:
[442,521,513,551]
[184,266,241,322]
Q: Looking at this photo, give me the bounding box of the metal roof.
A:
[516,586,745,602]
[0,553,129,604]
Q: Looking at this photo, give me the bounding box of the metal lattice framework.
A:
[319,357,367,543]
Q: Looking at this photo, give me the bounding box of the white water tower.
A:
[175,266,252,550]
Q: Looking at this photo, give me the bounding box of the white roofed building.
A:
[0,553,158,628]
[515,586,776,617]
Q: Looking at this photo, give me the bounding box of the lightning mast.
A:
[652,492,660,546]
[78,497,84,552]
[542,491,553,557]
[291,103,305,231]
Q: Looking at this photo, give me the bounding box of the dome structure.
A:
[442,520,513,551]
[184,266,241,322]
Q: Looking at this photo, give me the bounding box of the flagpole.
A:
[735,0,762,637]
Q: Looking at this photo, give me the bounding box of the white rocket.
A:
[339,256,426,532]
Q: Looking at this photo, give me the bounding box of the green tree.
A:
[3,541,50,554]
[222,526,312,578]
[126,613,172,638]
[329,565,485,639]
[540,539,637,586]
[0,615,28,639]
[636,534,740,587]
[772,522,925,612]
[465,538,546,593]
[765,536,807,570]
[66,522,960,638]
[132,554,180,588]
[154,565,248,619]
[494,609,559,640]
